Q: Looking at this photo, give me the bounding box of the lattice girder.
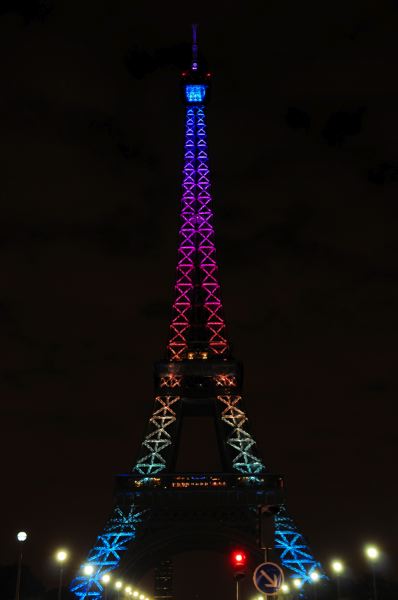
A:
[134,395,180,475]
[168,105,228,360]
[274,504,324,583]
[217,393,265,475]
[70,506,144,600]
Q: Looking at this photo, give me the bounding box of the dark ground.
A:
[1,564,398,600]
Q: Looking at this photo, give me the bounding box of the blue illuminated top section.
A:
[185,84,207,103]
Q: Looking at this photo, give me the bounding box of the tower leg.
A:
[70,505,145,599]
[274,504,323,583]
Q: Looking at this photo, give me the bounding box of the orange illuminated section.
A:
[160,375,182,388]
[214,374,237,387]
[171,476,226,489]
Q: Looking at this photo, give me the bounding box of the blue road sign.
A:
[253,562,284,596]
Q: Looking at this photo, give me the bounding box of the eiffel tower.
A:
[71,26,323,600]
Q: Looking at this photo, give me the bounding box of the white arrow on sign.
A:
[259,569,280,588]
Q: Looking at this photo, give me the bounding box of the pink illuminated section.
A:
[167,105,229,360]
[168,108,196,359]
[195,107,228,355]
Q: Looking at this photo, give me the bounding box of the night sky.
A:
[1,0,397,597]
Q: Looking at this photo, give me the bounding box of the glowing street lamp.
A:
[365,545,380,561]
[101,573,111,600]
[55,549,69,600]
[281,583,290,595]
[293,578,302,589]
[56,550,68,563]
[364,545,381,600]
[82,564,95,597]
[331,560,344,574]
[115,580,123,600]
[15,532,28,600]
[331,560,345,599]
[83,564,94,577]
[310,570,320,600]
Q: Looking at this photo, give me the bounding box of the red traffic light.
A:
[230,549,247,580]
[232,550,246,566]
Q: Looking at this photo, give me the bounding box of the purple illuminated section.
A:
[195,107,228,355]
[168,106,228,360]
[168,107,196,359]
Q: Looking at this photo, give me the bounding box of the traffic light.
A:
[230,549,247,580]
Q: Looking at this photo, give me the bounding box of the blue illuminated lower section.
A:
[185,84,207,103]
[274,505,325,584]
[70,506,143,599]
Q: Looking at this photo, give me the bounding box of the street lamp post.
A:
[331,560,344,600]
[115,579,123,600]
[15,532,28,600]
[310,570,320,600]
[55,550,69,600]
[83,564,95,597]
[101,573,111,600]
[281,583,291,599]
[292,578,302,599]
[365,545,380,600]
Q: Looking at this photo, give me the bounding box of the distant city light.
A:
[310,570,320,582]
[115,580,123,590]
[17,532,27,542]
[293,578,302,588]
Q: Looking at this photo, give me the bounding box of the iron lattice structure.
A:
[71,506,143,598]
[274,505,322,582]
[168,104,228,360]
[71,28,323,600]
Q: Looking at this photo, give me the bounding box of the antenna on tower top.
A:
[192,23,198,70]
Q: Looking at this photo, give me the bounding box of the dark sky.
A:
[1,0,397,596]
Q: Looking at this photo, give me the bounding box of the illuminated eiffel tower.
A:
[71,26,323,600]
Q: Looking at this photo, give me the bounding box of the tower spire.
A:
[191,23,198,70]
